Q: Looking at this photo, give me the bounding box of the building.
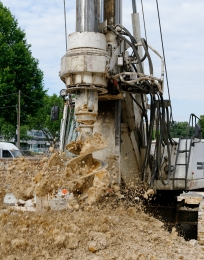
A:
[26,130,49,152]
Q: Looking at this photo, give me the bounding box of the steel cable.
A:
[141,0,148,43]
[155,0,174,122]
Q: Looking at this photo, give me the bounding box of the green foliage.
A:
[152,130,160,140]
[0,2,46,125]
[170,121,195,138]
[200,115,204,138]
[27,94,63,141]
[0,94,63,143]
[20,125,33,141]
[0,121,31,141]
[0,121,15,141]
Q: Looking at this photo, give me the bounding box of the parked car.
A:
[0,142,22,158]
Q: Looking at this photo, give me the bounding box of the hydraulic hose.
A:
[142,94,156,181]
[130,94,144,111]
[166,106,175,145]
[160,123,171,186]
[107,25,144,73]
[141,94,149,139]
[141,38,153,75]
[117,24,148,63]
[151,96,161,185]
[158,94,171,185]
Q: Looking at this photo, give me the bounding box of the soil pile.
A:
[0,195,203,260]
[3,133,109,206]
[1,133,204,259]
[4,157,44,200]
[0,170,6,209]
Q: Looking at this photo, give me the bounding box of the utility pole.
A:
[17,90,21,149]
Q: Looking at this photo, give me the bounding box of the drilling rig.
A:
[59,0,204,242]
[60,0,164,187]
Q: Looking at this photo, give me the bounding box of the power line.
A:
[0,92,49,110]
[0,92,61,109]
[0,93,18,98]
[21,92,45,106]
[0,105,17,109]
[21,93,63,110]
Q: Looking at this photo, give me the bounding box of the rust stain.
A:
[104,0,115,25]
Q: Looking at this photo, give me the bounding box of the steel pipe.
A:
[104,0,122,25]
[132,0,137,14]
[115,0,122,24]
[100,0,104,23]
[76,0,98,32]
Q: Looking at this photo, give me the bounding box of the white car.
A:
[0,142,22,158]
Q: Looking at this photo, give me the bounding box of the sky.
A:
[1,0,204,122]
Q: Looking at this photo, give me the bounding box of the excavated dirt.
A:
[66,132,108,155]
[4,158,44,200]
[3,133,109,205]
[1,133,204,259]
[0,172,6,209]
[0,195,204,259]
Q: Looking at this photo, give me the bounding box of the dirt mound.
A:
[0,195,203,260]
[4,157,43,200]
[0,172,6,209]
[3,134,109,205]
[1,133,204,259]
[1,161,203,259]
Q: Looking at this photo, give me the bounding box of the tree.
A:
[200,115,204,138]
[27,94,64,142]
[0,120,31,142]
[0,121,15,141]
[170,121,194,138]
[0,2,46,125]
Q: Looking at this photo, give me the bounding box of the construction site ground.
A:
[0,153,204,260]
